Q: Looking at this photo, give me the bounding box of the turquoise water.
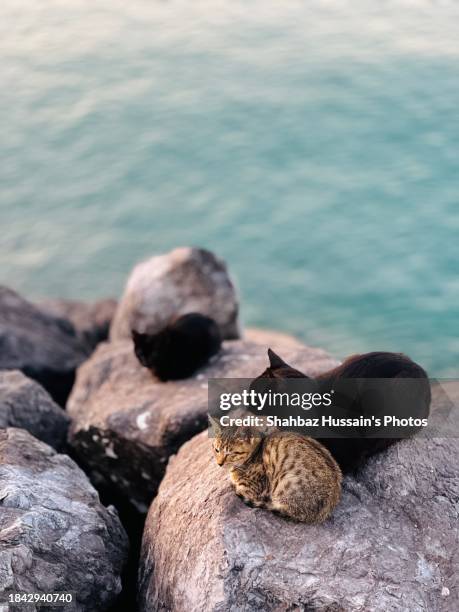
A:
[1,1,458,376]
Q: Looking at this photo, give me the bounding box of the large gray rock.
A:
[138,396,458,611]
[0,428,128,611]
[67,334,337,514]
[0,370,69,450]
[245,326,305,349]
[110,247,241,341]
[0,287,90,405]
[40,298,117,353]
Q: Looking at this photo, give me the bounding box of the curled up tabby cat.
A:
[209,416,342,523]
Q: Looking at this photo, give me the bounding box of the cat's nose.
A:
[216,455,226,466]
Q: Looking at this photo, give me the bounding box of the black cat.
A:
[251,349,431,472]
[132,313,222,381]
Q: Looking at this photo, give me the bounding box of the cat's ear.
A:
[267,348,289,369]
[132,329,147,343]
[132,330,149,365]
[208,414,222,435]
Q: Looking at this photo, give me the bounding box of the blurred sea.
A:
[1,1,458,376]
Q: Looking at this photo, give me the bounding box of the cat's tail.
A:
[267,496,335,524]
[239,493,270,509]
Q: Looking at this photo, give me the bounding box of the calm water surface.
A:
[1,1,459,375]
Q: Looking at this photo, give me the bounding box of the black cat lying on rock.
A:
[132,312,222,381]
[251,349,431,472]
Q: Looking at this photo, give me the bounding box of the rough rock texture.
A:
[0,286,90,405]
[110,247,241,341]
[67,334,337,513]
[0,370,69,450]
[138,420,458,612]
[0,428,128,611]
[245,327,305,350]
[40,298,117,352]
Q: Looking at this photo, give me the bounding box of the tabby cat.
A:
[210,416,342,523]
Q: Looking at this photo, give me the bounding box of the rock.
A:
[138,418,458,612]
[0,428,128,611]
[110,247,241,341]
[0,286,90,405]
[40,298,117,352]
[0,370,69,450]
[67,334,337,514]
[245,327,305,349]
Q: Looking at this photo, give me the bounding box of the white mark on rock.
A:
[416,555,433,581]
[441,587,450,597]
[201,383,208,389]
[141,471,151,480]
[105,443,118,459]
[136,411,150,430]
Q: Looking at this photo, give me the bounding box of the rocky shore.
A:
[0,247,457,611]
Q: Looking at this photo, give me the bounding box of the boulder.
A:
[0,286,90,405]
[0,428,128,611]
[110,247,241,341]
[245,327,305,349]
[138,417,458,612]
[40,298,117,352]
[67,334,337,514]
[0,370,69,450]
